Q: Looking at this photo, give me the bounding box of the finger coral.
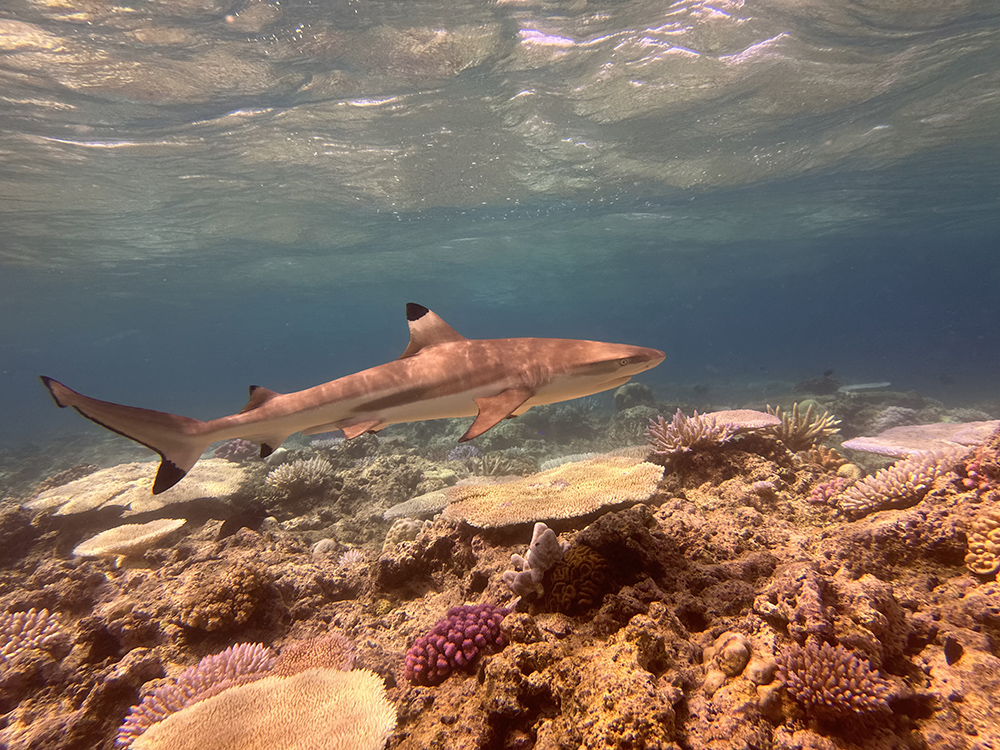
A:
[833,449,964,519]
[965,502,1000,576]
[0,608,63,661]
[777,640,891,716]
[117,642,276,748]
[129,668,395,750]
[404,603,509,686]
[766,403,841,452]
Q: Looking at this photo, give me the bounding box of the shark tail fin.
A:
[40,376,212,494]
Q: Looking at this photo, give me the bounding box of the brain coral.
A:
[778,640,891,716]
[404,603,509,686]
[130,668,395,750]
[441,454,663,528]
[117,643,276,748]
[833,449,964,519]
[544,544,609,615]
[965,504,1000,576]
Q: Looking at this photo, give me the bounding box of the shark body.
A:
[41,303,665,493]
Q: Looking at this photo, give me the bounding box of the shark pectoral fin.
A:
[241,385,282,413]
[339,419,384,440]
[460,388,534,442]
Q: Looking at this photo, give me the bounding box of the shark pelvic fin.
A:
[399,303,467,358]
[339,419,383,439]
[460,387,534,442]
[241,385,282,413]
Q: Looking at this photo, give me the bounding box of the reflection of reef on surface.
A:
[2,397,1000,750]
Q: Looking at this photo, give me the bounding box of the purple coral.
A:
[809,477,852,505]
[213,439,258,462]
[404,603,509,686]
[116,643,275,747]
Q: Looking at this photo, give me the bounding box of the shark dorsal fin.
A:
[399,303,466,358]
[241,385,281,413]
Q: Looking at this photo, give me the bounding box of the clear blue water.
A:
[1,0,999,448]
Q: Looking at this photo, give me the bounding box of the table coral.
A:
[72,519,186,566]
[129,668,395,750]
[442,454,663,528]
[404,603,509,686]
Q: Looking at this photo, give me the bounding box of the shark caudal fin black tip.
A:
[406,303,429,321]
[153,459,188,494]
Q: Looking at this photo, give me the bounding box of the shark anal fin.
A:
[399,303,467,359]
[241,386,282,413]
[340,420,383,439]
[460,388,534,442]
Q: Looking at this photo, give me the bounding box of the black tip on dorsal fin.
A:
[406,302,429,322]
[399,303,466,359]
[241,385,281,414]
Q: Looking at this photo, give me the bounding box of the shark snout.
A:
[636,347,666,370]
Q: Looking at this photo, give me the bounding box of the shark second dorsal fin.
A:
[241,385,282,413]
[399,303,467,358]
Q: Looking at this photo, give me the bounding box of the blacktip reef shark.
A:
[40,303,665,494]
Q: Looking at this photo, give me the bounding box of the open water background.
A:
[1,0,999,446]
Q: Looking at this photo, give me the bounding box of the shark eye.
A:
[619,358,631,366]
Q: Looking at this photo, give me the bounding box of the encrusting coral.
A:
[442,454,663,528]
[766,402,841,451]
[777,640,891,717]
[832,448,965,519]
[129,668,396,750]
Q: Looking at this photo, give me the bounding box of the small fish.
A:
[42,304,664,493]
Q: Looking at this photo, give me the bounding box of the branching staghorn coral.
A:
[265,456,334,500]
[796,445,847,472]
[766,403,840,451]
[833,448,965,519]
[646,410,737,458]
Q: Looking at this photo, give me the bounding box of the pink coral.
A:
[404,603,509,686]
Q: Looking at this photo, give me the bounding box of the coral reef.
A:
[177,563,271,632]
[265,456,334,500]
[543,543,609,615]
[404,603,509,686]
[843,419,999,458]
[777,640,892,717]
[382,517,429,553]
